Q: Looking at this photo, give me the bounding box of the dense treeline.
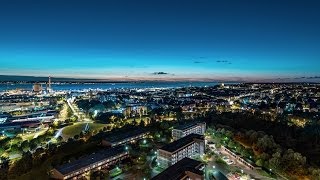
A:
[204,111,320,178]
[204,111,320,165]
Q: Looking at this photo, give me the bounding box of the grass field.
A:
[62,122,109,139]
[19,128,49,141]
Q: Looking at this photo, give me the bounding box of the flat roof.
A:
[212,171,228,180]
[160,134,204,153]
[0,120,40,128]
[152,158,203,180]
[174,121,205,131]
[104,128,149,143]
[55,146,126,175]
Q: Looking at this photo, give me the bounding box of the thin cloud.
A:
[216,58,232,64]
[152,72,170,75]
[216,60,229,63]
[293,76,320,79]
[192,56,207,64]
[306,76,320,79]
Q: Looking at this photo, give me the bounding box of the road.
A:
[53,127,64,139]
[218,147,275,180]
[67,98,92,122]
[205,135,279,180]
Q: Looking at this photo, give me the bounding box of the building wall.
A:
[102,132,149,147]
[172,123,206,140]
[51,152,129,180]
[157,140,205,168]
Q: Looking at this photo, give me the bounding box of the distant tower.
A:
[48,76,52,93]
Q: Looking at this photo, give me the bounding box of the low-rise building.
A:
[152,158,205,180]
[157,134,205,168]
[221,146,261,170]
[172,122,206,140]
[102,128,149,147]
[50,146,129,180]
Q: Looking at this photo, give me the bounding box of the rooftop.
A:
[160,134,204,153]
[104,128,149,143]
[212,171,228,180]
[174,121,205,131]
[0,120,40,128]
[55,146,126,175]
[152,158,204,180]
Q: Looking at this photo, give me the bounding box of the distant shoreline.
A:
[0,75,319,84]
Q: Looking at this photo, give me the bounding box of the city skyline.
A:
[0,0,320,82]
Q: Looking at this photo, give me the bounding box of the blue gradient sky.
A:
[0,0,319,82]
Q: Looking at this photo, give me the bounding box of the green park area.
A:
[19,128,49,141]
[62,122,110,139]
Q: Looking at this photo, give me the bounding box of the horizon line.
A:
[0,74,319,83]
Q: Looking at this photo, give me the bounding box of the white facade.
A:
[172,122,206,140]
[157,136,205,168]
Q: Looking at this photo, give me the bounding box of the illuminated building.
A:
[50,146,129,180]
[102,128,149,147]
[157,134,205,168]
[172,122,206,141]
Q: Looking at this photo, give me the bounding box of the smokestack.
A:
[48,76,52,93]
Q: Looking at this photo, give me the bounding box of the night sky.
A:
[0,0,319,82]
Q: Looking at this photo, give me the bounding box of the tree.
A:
[269,151,282,170]
[57,136,63,142]
[74,135,80,140]
[8,151,32,179]
[227,141,235,149]
[282,149,306,172]
[103,100,116,109]
[249,131,259,145]
[0,157,9,180]
[256,135,276,153]
[225,130,234,138]
[139,120,145,127]
[174,107,183,121]
[256,159,264,167]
